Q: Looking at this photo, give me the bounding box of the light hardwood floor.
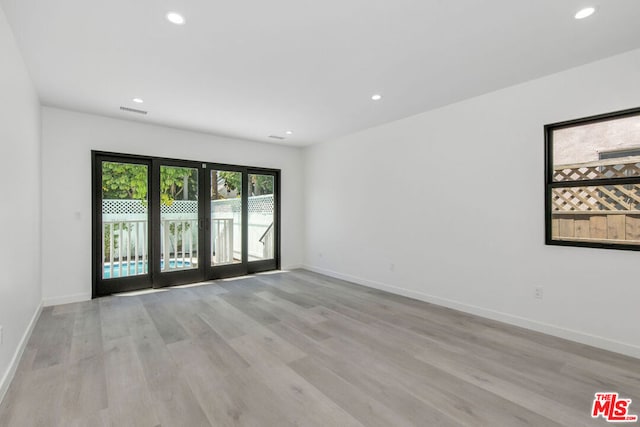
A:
[1,270,638,426]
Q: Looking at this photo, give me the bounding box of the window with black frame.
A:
[545,107,640,250]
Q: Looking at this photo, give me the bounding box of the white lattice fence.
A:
[103,196,273,216]
[102,199,199,215]
[248,194,274,213]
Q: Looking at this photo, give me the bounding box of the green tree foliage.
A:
[219,171,241,193]
[250,174,274,196]
[102,162,148,200]
[216,171,273,196]
[101,162,198,205]
[102,163,273,203]
[159,166,198,205]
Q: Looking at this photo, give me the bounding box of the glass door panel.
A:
[101,161,149,279]
[160,165,199,272]
[248,174,275,261]
[211,169,243,265]
[95,154,153,297]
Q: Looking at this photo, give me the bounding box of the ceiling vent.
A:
[268,135,285,140]
[120,106,148,115]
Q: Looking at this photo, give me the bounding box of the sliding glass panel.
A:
[550,184,640,245]
[248,174,275,261]
[101,161,149,279]
[211,170,243,265]
[160,166,199,272]
[552,114,640,182]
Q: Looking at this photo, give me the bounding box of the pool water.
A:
[103,260,191,278]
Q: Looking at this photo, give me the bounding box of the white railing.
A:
[101,219,200,277]
[259,223,274,259]
[102,220,148,278]
[160,218,198,272]
[212,218,235,264]
[102,195,274,277]
[102,218,238,277]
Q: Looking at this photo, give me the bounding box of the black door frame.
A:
[92,151,281,297]
[205,163,248,279]
[204,163,281,278]
[246,167,281,274]
[92,152,154,296]
[152,158,206,288]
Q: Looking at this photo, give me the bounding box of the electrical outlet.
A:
[535,287,543,299]
[318,252,323,258]
[389,263,395,272]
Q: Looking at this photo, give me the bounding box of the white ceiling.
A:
[2,0,640,146]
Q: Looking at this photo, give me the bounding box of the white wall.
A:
[41,107,305,305]
[0,6,42,400]
[304,48,640,358]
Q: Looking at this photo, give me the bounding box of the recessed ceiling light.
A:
[285,130,293,135]
[371,94,383,101]
[575,7,595,19]
[166,12,186,25]
[132,98,144,104]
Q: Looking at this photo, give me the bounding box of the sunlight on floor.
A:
[114,288,169,297]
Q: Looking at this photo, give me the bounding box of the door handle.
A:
[205,218,210,231]
[198,219,204,230]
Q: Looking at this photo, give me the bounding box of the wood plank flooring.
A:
[1,269,638,426]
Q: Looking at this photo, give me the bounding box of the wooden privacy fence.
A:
[552,156,640,244]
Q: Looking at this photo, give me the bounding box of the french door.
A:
[153,158,205,287]
[246,169,279,273]
[92,152,280,297]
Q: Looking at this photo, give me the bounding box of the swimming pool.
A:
[103,260,192,278]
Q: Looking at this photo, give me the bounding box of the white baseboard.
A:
[43,293,91,307]
[281,264,304,271]
[302,265,640,360]
[0,301,43,405]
